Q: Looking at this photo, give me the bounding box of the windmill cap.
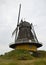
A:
[19,20,31,27]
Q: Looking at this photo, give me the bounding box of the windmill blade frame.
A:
[17,4,21,26]
[31,23,38,43]
[12,27,17,36]
[12,4,21,36]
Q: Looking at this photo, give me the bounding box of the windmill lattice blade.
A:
[17,4,21,26]
[14,27,19,41]
[31,23,38,42]
[12,29,16,36]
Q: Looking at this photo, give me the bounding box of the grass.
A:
[0,49,46,65]
[1,49,34,60]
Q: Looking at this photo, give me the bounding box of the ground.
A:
[0,49,46,65]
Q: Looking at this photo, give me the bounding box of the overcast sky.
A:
[0,0,46,54]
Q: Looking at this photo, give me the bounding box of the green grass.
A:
[0,50,46,65]
[1,49,34,60]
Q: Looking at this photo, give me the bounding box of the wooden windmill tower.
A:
[9,4,42,52]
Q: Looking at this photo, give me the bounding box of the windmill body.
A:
[9,20,42,52]
[9,4,42,52]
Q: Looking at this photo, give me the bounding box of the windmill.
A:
[9,4,42,52]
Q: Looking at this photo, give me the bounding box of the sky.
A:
[0,0,46,54]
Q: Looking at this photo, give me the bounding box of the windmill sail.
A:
[31,23,38,43]
[17,4,21,26]
[12,4,21,37]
